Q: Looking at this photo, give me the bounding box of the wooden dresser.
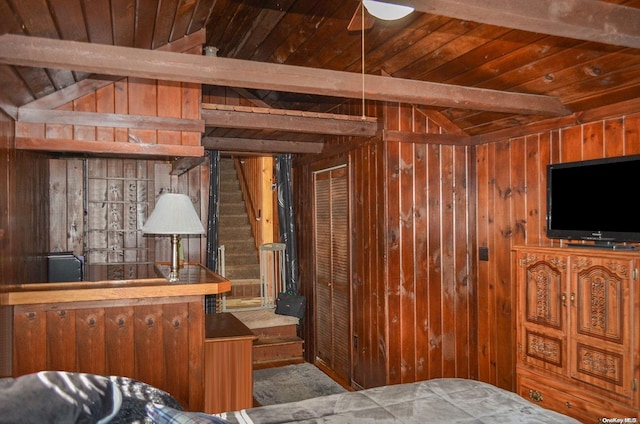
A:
[513,245,639,422]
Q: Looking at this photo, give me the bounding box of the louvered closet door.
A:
[313,165,350,383]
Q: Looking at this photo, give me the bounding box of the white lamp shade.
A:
[141,193,205,235]
[363,0,414,20]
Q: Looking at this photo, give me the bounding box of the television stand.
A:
[567,241,637,250]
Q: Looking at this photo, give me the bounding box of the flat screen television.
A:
[546,154,640,249]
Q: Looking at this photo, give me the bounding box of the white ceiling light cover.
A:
[363,0,414,20]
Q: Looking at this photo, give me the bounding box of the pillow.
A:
[108,376,183,423]
[0,371,122,423]
[145,403,229,424]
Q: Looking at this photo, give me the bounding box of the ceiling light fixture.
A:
[362,0,414,21]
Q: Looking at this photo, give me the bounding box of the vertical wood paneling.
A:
[49,157,206,278]
[95,84,115,141]
[73,92,97,141]
[13,310,46,375]
[399,141,416,383]
[605,118,624,158]
[104,307,134,376]
[374,140,387,388]
[475,110,640,392]
[475,143,492,383]
[426,143,443,379]
[49,159,69,253]
[76,308,106,374]
[524,135,542,244]
[414,142,429,382]
[385,140,402,384]
[625,115,640,154]
[114,79,129,142]
[12,298,204,411]
[157,81,182,145]
[128,77,158,144]
[163,302,190,408]
[492,142,514,391]
[46,103,73,139]
[1,110,49,286]
[2,111,51,374]
[454,146,473,379]
[47,309,77,370]
[298,100,475,390]
[134,304,165,389]
[440,145,455,378]
[181,45,202,147]
[17,42,203,149]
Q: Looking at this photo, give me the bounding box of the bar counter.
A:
[3,262,230,412]
[1,263,230,305]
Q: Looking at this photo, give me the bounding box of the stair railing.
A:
[217,245,226,277]
[234,158,262,247]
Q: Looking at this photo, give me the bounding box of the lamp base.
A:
[168,270,180,282]
[169,234,180,282]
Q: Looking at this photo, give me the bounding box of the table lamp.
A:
[141,193,205,282]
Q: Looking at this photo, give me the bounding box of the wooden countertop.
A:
[205,312,257,342]
[0,263,231,306]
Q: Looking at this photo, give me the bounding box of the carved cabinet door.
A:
[516,251,569,376]
[569,255,634,400]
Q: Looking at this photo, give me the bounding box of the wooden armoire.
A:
[514,245,639,422]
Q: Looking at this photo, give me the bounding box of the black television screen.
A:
[546,154,640,248]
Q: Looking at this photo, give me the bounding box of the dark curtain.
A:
[275,154,299,292]
[205,150,220,313]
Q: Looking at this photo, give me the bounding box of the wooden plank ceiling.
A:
[1,0,639,152]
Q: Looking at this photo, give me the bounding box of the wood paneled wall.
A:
[0,113,50,286]
[14,40,204,157]
[475,111,640,391]
[295,101,476,389]
[234,156,276,247]
[383,104,476,387]
[12,297,206,411]
[0,110,51,377]
[48,158,210,276]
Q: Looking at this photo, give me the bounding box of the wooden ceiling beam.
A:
[0,34,570,117]
[399,0,640,49]
[16,137,204,157]
[202,104,378,136]
[202,136,324,154]
[383,130,472,145]
[18,108,204,132]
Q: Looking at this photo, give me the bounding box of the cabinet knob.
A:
[565,401,572,409]
[529,389,543,402]
[561,292,567,306]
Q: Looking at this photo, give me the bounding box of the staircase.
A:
[219,158,260,283]
[218,157,304,365]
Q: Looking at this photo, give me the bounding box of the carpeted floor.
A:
[253,363,347,406]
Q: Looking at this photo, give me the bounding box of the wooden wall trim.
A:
[471,97,640,144]
[383,129,472,145]
[18,109,204,132]
[16,137,204,158]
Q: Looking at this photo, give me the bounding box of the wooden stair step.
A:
[252,324,298,339]
[252,336,304,364]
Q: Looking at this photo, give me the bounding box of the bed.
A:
[0,371,579,423]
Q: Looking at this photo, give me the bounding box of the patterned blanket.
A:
[215,378,579,424]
